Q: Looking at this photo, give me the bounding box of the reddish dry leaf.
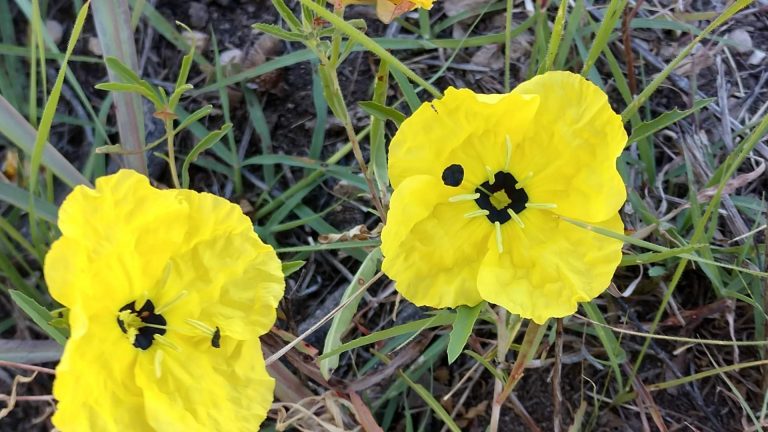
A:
[349,392,384,432]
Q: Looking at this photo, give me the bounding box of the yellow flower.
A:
[44,170,284,431]
[381,71,626,324]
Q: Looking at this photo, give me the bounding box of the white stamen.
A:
[505,135,512,171]
[185,319,216,336]
[154,350,164,379]
[464,209,490,218]
[155,290,188,314]
[485,166,495,184]
[515,172,533,189]
[494,222,504,253]
[153,334,181,352]
[507,209,525,228]
[449,193,480,202]
[525,202,557,210]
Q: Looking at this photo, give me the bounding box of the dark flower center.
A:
[474,171,528,224]
[117,300,167,350]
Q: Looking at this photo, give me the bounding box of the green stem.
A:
[165,119,181,188]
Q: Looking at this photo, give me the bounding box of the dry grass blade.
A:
[91,0,147,173]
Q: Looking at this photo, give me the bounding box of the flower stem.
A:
[496,320,547,404]
[164,119,181,188]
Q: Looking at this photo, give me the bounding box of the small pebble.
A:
[87,36,103,56]
[182,30,209,53]
[727,29,752,54]
[188,2,209,28]
[45,19,63,45]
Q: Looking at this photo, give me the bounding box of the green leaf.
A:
[318,311,455,361]
[446,303,483,364]
[181,123,233,188]
[281,260,305,277]
[627,98,714,145]
[270,0,302,32]
[359,100,405,127]
[252,23,305,42]
[9,290,68,345]
[582,302,625,389]
[398,370,461,432]
[321,249,382,379]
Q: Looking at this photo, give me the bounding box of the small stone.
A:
[182,30,209,53]
[45,20,63,45]
[87,36,103,56]
[219,49,244,76]
[748,49,766,65]
[727,29,752,54]
[188,2,209,28]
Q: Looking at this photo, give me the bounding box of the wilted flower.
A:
[45,170,284,431]
[381,71,626,324]
[338,0,434,23]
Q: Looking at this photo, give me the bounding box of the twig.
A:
[265,271,384,366]
[0,361,55,375]
[552,318,563,432]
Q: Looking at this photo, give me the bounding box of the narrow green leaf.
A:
[252,23,305,42]
[281,260,305,277]
[539,0,568,74]
[270,0,302,32]
[321,249,382,379]
[359,100,405,127]
[582,302,625,389]
[9,290,68,345]
[398,371,461,432]
[0,182,57,223]
[447,303,483,364]
[181,123,233,188]
[627,98,714,145]
[318,311,455,361]
[581,0,629,76]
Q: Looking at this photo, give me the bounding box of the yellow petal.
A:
[135,338,274,431]
[477,211,624,324]
[510,71,627,222]
[388,88,539,189]
[382,175,491,308]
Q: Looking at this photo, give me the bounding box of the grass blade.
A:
[91,0,147,173]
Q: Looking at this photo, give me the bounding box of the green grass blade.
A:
[627,98,714,145]
[447,303,483,364]
[181,123,233,188]
[0,96,89,187]
[580,0,628,76]
[318,311,456,361]
[538,0,568,74]
[398,370,461,432]
[9,290,68,345]
[321,249,382,379]
[621,0,752,121]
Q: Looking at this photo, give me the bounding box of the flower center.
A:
[474,171,528,224]
[117,300,167,350]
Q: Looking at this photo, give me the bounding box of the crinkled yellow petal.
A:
[52,309,149,432]
[477,211,624,324]
[509,71,627,222]
[382,175,491,308]
[51,170,189,305]
[388,88,539,189]
[135,338,274,431]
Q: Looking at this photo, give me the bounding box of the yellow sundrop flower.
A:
[44,170,284,431]
[381,71,627,324]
